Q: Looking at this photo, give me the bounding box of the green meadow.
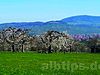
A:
[0,52,100,75]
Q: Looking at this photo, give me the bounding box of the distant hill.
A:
[0,15,100,35]
[62,15,100,25]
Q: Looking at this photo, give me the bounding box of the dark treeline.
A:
[0,27,100,53]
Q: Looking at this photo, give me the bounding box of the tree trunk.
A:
[12,44,15,52]
[22,44,24,52]
[48,45,51,53]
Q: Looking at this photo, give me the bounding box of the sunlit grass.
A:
[0,52,100,75]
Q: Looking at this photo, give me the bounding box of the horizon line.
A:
[0,15,100,24]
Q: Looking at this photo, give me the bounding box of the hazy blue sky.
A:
[0,0,100,23]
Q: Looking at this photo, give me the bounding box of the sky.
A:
[0,0,100,23]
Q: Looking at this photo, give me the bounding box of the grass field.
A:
[0,52,100,75]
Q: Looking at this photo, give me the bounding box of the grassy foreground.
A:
[0,52,100,75]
